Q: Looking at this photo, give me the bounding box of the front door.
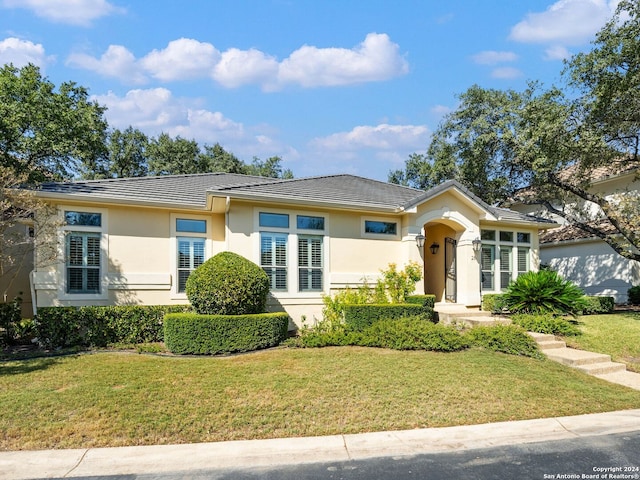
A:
[445,237,457,302]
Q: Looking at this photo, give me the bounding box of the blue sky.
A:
[0,0,621,181]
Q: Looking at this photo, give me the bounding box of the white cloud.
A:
[509,0,618,45]
[278,33,409,88]
[311,124,429,151]
[0,37,53,68]
[140,38,220,82]
[66,45,146,84]
[1,0,124,26]
[94,88,181,129]
[544,45,572,60]
[491,67,523,79]
[213,48,279,88]
[431,105,452,116]
[66,33,408,89]
[471,50,518,65]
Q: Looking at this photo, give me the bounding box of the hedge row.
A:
[343,303,433,331]
[163,312,289,355]
[35,305,193,349]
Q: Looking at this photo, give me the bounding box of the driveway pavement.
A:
[2,409,639,479]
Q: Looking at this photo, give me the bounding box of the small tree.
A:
[185,252,270,315]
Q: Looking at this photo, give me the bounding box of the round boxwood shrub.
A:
[185,252,270,315]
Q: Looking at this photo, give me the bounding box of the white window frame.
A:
[298,234,323,292]
[480,229,532,293]
[254,208,329,297]
[58,206,108,301]
[170,213,212,299]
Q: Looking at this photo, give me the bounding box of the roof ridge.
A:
[40,172,230,186]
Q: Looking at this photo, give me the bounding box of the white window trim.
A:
[361,216,401,241]
[254,208,330,298]
[58,206,109,301]
[170,213,212,299]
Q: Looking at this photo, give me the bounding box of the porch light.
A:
[472,237,482,253]
[429,242,440,255]
[415,233,425,248]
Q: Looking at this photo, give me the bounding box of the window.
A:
[261,233,288,290]
[65,211,101,227]
[298,236,323,291]
[176,218,206,233]
[500,247,512,291]
[259,212,289,229]
[481,246,495,290]
[66,232,101,294]
[177,237,205,293]
[365,220,397,235]
[297,215,324,230]
[480,229,532,292]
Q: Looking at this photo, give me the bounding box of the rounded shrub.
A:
[628,286,640,305]
[185,252,270,315]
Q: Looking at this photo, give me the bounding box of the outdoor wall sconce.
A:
[429,242,440,255]
[415,233,425,248]
[472,237,482,253]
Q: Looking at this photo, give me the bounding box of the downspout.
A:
[225,196,231,251]
[29,270,37,317]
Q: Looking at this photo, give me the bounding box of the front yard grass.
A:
[566,312,640,373]
[2,346,640,451]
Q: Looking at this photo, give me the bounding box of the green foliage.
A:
[163,312,289,355]
[465,325,544,359]
[503,270,587,316]
[0,296,22,347]
[185,252,270,315]
[0,63,108,183]
[405,294,436,309]
[343,304,432,331]
[34,305,192,349]
[481,294,507,313]
[628,286,640,305]
[580,296,615,315]
[321,281,380,324]
[292,317,467,352]
[378,261,422,303]
[360,318,468,352]
[511,313,581,336]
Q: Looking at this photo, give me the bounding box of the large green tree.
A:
[0,63,108,184]
[103,127,149,179]
[390,0,640,261]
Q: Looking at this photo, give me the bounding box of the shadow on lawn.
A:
[0,351,61,376]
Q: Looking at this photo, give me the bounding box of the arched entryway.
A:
[422,221,463,303]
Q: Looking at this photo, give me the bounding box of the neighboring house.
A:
[508,163,640,303]
[24,173,554,326]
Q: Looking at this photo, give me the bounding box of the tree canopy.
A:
[389,0,640,261]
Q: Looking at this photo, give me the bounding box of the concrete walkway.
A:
[530,332,640,390]
[2,410,640,479]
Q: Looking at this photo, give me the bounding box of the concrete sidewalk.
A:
[2,409,640,479]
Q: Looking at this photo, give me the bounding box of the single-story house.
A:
[25,173,555,326]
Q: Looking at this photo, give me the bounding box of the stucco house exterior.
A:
[507,163,639,303]
[24,173,555,326]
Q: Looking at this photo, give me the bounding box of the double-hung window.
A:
[175,218,207,293]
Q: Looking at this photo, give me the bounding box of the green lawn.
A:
[566,312,640,373]
[2,346,640,451]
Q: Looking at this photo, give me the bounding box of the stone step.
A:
[594,370,640,390]
[545,348,612,367]
[577,362,627,375]
[527,332,556,343]
[537,340,567,350]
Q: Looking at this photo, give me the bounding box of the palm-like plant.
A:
[503,270,586,316]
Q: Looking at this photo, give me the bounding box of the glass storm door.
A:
[445,237,457,303]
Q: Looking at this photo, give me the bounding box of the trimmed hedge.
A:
[580,296,615,315]
[343,303,431,331]
[405,294,436,308]
[163,312,289,355]
[34,305,193,349]
[628,286,640,305]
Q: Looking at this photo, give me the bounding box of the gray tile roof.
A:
[36,173,554,225]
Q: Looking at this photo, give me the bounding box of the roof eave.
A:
[35,191,206,211]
